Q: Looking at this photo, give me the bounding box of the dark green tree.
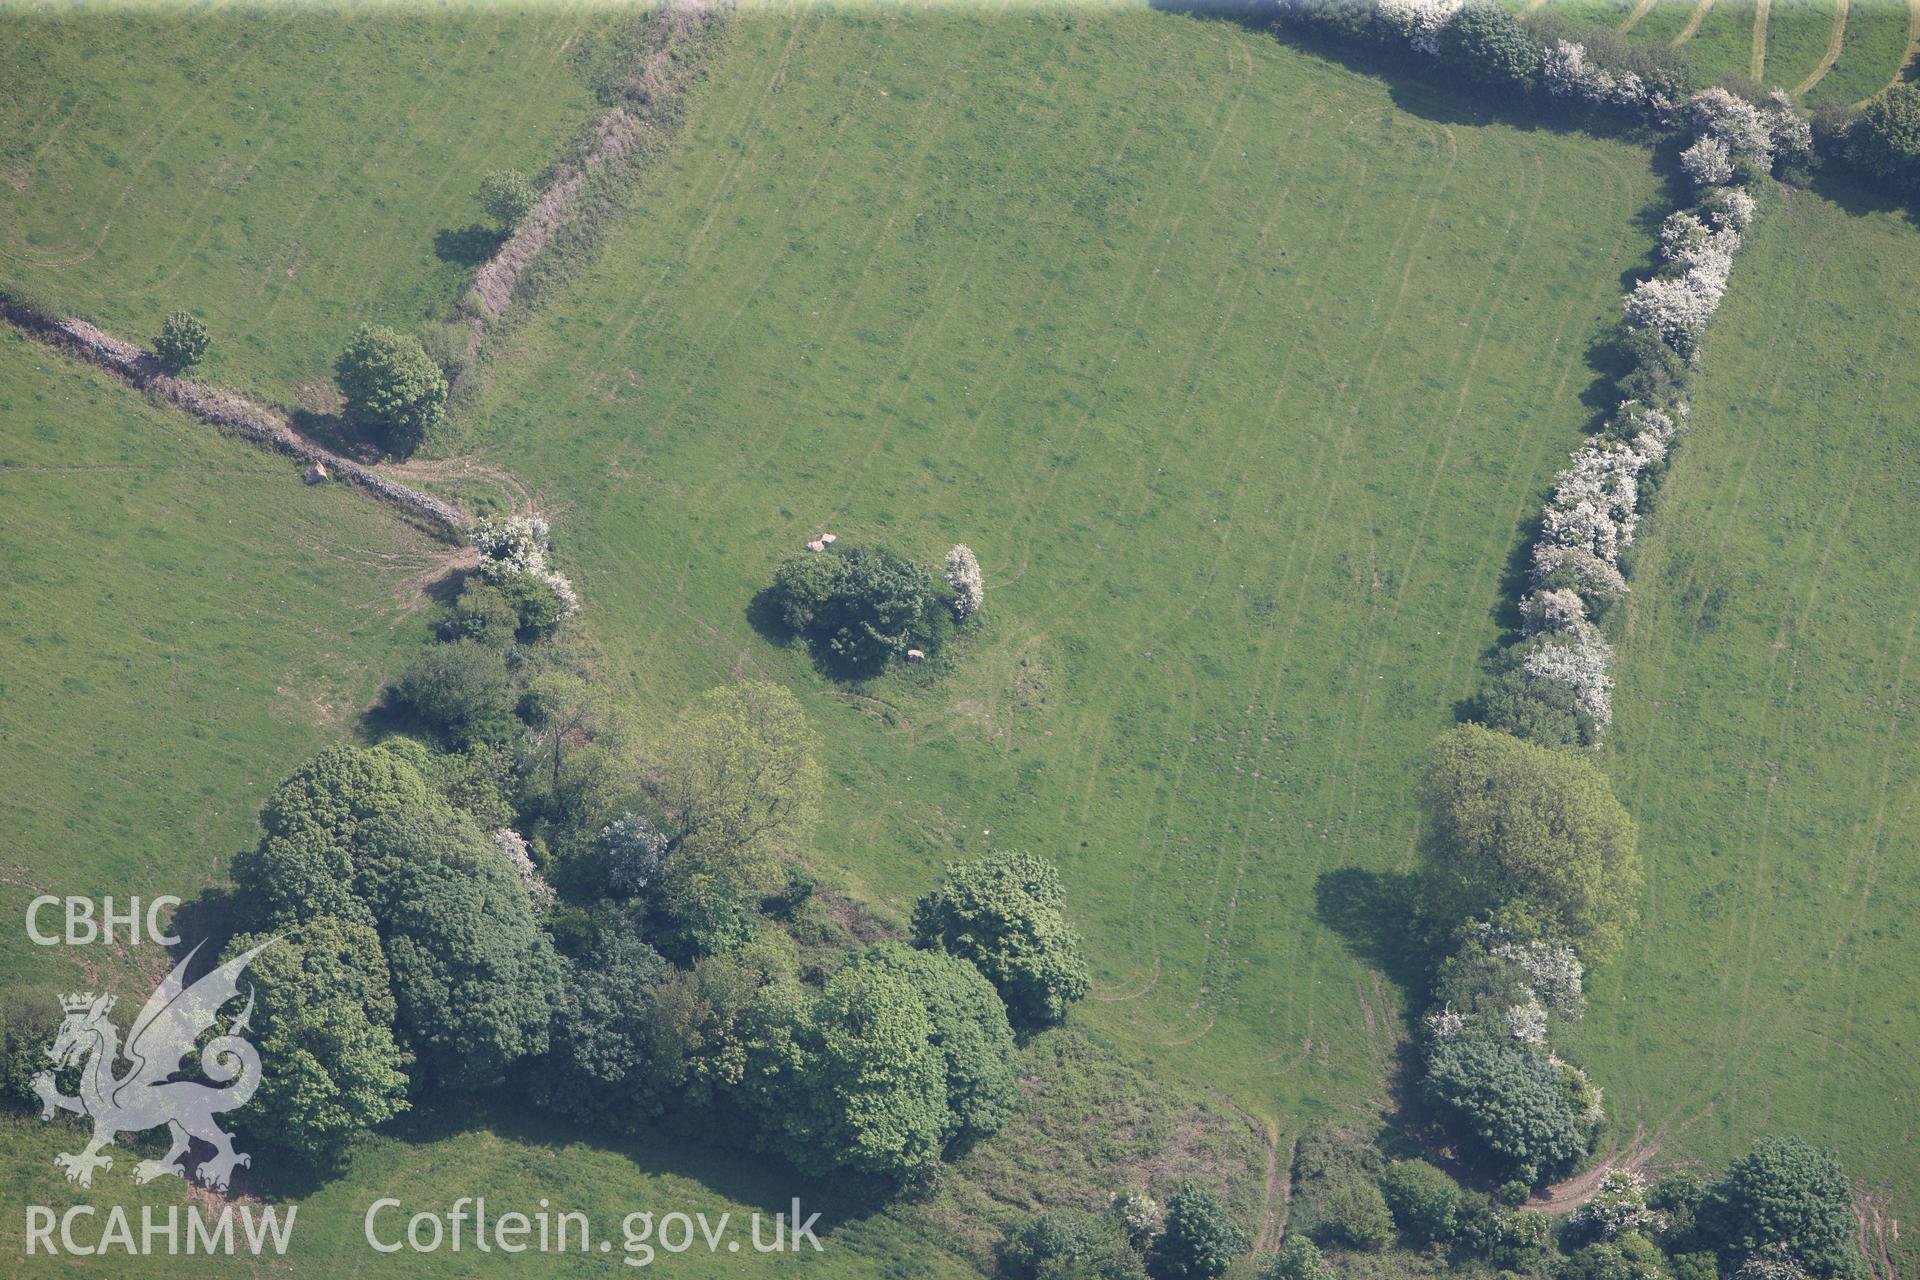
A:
[1151,1180,1249,1280]
[1702,1138,1863,1279]
[335,324,447,455]
[1851,84,1920,188]
[912,851,1092,1027]
[845,943,1019,1151]
[1422,1030,1591,1185]
[355,806,564,1092]
[235,744,435,928]
[1437,2,1540,89]
[532,914,670,1130]
[223,916,410,1165]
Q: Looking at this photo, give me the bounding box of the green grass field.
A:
[0,6,614,403]
[4,3,1918,1277]
[466,0,1661,1142]
[1572,182,1920,1277]
[1515,0,1913,103]
[0,325,449,996]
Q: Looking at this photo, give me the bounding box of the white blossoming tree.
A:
[944,544,984,619]
[1680,136,1735,187]
[1376,0,1460,55]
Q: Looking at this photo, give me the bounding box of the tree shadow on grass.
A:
[288,407,385,463]
[435,224,505,267]
[1313,867,1430,1000]
[743,586,897,686]
[235,1090,903,1228]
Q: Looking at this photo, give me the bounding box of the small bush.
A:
[446,580,520,646]
[494,570,567,637]
[1256,1235,1332,1280]
[1379,1159,1460,1242]
[1308,1173,1393,1250]
[1152,1180,1248,1280]
[1498,1179,1533,1207]
[394,640,517,747]
[1000,1208,1146,1280]
[480,169,539,232]
[1,993,64,1110]
[154,311,210,372]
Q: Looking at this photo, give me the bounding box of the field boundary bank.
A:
[0,295,465,535]
[465,0,728,356]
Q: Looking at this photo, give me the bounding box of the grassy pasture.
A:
[1809,1,1915,105]
[1514,0,1910,102]
[467,2,1662,1140]
[0,6,613,403]
[1576,183,1920,1275]
[0,325,448,996]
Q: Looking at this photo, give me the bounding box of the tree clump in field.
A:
[912,850,1092,1027]
[479,169,539,233]
[335,323,447,456]
[767,541,966,673]
[1421,724,1639,962]
[154,310,209,372]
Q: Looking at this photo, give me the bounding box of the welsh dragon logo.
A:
[33,940,273,1191]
